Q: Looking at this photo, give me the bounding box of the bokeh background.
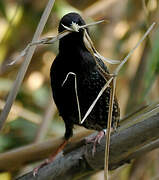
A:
[0,0,159,179]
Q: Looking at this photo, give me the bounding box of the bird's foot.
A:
[33,139,68,176]
[86,130,106,156]
[33,158,52,177]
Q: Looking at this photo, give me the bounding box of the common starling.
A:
[34,12,120,174]
[50,12,120,149]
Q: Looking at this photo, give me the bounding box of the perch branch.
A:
[16,103,159,180]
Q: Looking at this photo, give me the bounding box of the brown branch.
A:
[16,104,159,180]
[0,130,93,171]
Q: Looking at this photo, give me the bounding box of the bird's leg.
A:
[33,139,68,176]
[47,139,69,162]
[33,122,73,176]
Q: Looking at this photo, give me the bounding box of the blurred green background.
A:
[0,0,159,179]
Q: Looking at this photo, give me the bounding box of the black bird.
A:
[50,12,120,154]
[33,12,120,175]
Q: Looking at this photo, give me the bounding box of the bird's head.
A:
[58,12,86,33]
[58,12,88,50]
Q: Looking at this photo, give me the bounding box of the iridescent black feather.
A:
[50,12,120,140]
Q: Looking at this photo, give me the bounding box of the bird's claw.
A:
[33,159,50,177]
[86,130,105,156]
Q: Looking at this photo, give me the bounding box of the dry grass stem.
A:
[0,0,56,130]
[81,77,113,124]
[103,22,155,180]
[84,29,120,65]
[8,30,70,65]
[62,72,81,124]
[8,20,105,66]
[104,78,116,180]
[114,22,156,75]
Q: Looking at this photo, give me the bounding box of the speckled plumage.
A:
[50,12,120,140]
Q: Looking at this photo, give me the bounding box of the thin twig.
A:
[103,22,156,180]
[8,20,106,66]
[114,22,156,75]
[81,23,155,126]
[104,78,116,180]
[8,31,71,65]
[81,22,155,125]
[84,29,120,65]
[0,0,56,130]
[81,77,113,124]
[62,72,81,124]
